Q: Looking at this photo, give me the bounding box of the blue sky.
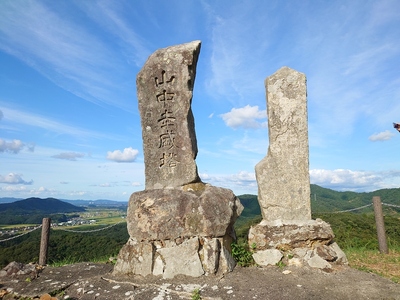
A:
[1,0,399,201]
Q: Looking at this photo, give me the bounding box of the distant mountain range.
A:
[0,197,128,207]
[0,197,86,214]
[0,197,87,225]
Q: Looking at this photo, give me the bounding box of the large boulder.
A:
[127,183,242,241]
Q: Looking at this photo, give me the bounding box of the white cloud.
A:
[368,130,395,141]
[0,139,24,153]
[0,109,3,120]
[220,105,267,129]
[309,169,400,191]
[52,152,85,161]
[201,171,257,191]
[107,147,139,162]
[0,173,33,185]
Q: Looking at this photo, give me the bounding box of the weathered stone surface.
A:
[152,255,164,276]
[248,219,348,270]
[248,219,334,250]
[201,237,220,275]
[126,183,243,241]
[137,40,201,190]
[157,237,204,279]
[308,252,332,269]
[255,66,311,221]
[252,249,283,266]
[113,238,153,276]
[330,242,348,264]
[218,243,236,274]
[0,261,39,278]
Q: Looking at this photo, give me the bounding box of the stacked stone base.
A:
[248,219,348,270]
[113,183,243,279]
[113,235,236,279]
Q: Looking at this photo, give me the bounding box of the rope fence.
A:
[315,202,400,214]
[0,221,123,243]
[55,222,122,233]
[0,219,126,265]
[0,225,42,243]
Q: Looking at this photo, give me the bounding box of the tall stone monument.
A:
[114,41,243,279]
[136,41,200,190]
[249,67,347,270]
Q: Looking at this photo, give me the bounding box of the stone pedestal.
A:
[114,183,243,278]
[248,219,348,270]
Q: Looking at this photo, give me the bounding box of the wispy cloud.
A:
[0,1,140,111]
[205,2,272,104]
[0,173,33,185]
[369,130,395,142]
[220,105,267,129]
[0,105,108,140]
[106,147,139,162]
[52,152,85,161]
[76,0,150,67]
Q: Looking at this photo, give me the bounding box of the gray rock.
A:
[126,183,243,241]
[201,237,220,275]
[248,219,335,250]
[329,242,349,265]
[137,40,201,190]
[255,66,311,221]
[308,252,332,269]
[218,243,236,273]
[0,261,39,278]
[113,238,153,277]
[157,237,204,279]
[252,249,283,266]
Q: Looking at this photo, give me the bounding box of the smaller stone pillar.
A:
[249,67,347,270]
[255,66,310,221]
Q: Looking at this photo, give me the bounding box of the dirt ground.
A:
[1,262,400,300]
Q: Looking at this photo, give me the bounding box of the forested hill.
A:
[0,197,85,214]
[237,184,400,218]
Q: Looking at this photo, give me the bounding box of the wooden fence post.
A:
[372,196,388,254]
[39,218,51,265]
